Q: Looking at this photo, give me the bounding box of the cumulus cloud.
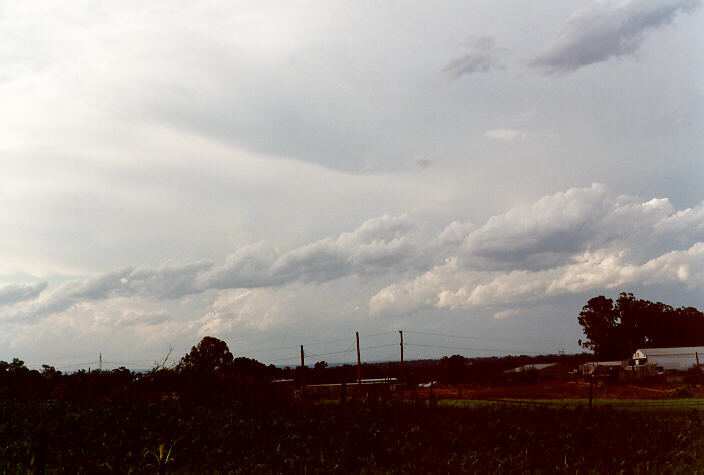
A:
[197,289,286,334]
[461,183,609,269]
[1,215,426,323]
[371,184,704,316]
[202,214,426,289]
[5,184,704,334]
[530,0,702,73]
[372,242,704,315]
[444,36,508,79]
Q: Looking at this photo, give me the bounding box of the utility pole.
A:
[300,345,305,389]
[399,331,404,382]
[356,331,361,385]
[99,352,102,371]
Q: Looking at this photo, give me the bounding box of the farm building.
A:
[503,363,569,381]
[579,360,660,379]
[578,361,625,376]
[632,346,704,372]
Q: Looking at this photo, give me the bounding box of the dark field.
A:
[2,398,703,473]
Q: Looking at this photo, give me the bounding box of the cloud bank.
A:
[4,185,704,338]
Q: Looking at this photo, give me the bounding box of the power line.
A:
[359,330,397,339]
[404,330,577,348]
[405,343,545,356]
[260,355,302,364]
[232,344,301,356]
[233,336,359,356]
[360,343,398,352]
[305,347,356,359]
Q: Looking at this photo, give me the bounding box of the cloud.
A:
[444,36,508,79]
[461,183,609,269]
[5,184,704,334]
[484,128,528,142]
[372,242,704,315]
[200,214,426,290]
[0,282,47,306]
[413,157,432,169]
[530,0,702,73]
[1,215,427,323]
[493,309,520,319]
[197,289,285,334]
[371,184,704,316]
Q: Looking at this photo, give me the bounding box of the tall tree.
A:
[578,296,620,359]
[578,293,704,360]
[177,336,234,375]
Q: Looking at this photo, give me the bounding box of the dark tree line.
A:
[0,337,289,404]
[578,292,704,360]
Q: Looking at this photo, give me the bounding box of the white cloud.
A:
[6,184,704,330]
[198,289,284,334]
[484,128,528,142]
[370,185,704,316]
[461,183,609,269]
[493,309,520,319]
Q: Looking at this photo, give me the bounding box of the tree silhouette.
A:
[578,293,704,360]
[177,336,234,375]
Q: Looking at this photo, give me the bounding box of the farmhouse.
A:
[632,346,704,372]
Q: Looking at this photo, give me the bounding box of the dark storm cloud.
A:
[530,0,702,74]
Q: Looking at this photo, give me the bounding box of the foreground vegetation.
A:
[2,335,703,472]
[1,397,703,473]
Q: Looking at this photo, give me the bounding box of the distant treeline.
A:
[0,336,592,404]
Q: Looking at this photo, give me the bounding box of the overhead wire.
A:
[24,327,575,369]
[405,342,545,356]
[404,329,576,348]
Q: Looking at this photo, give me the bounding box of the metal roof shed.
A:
[632,346,704,371]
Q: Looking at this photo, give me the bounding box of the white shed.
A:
[632,346,704,371]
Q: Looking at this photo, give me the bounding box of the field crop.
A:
[0,398,702,473]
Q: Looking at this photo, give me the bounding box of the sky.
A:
[1,0,703,370]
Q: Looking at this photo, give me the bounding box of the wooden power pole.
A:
[399,331,404,382]
[300,345,305,389]
[356,331,361,385]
